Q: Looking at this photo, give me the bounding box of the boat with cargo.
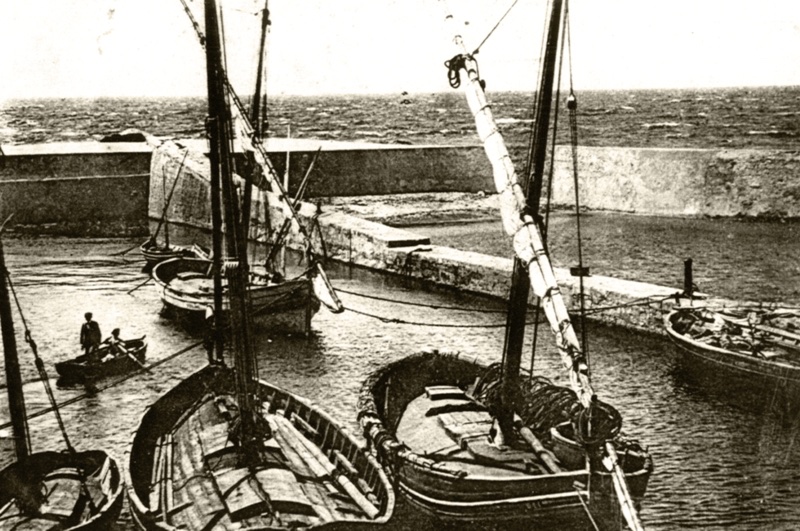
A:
[358,1,652,529]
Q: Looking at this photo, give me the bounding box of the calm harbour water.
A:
[419,212,800,305]
[0,235,799,531]
[1,88,799,528]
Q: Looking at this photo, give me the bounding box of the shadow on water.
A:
[669,359,800,424]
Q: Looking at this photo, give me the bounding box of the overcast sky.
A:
[1,0,799,100]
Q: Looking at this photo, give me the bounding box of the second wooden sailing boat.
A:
[126,2,394,528]
[149,0,340,335]
[358,1,652,529]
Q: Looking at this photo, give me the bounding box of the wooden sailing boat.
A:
[666,266,800,398]
[0,229,124,529]
[126,2,394,528]
[140,149,206,268]
[358,1,652,529]
[150,0,340,336]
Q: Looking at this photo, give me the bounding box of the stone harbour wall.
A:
[549,146,800,218]
[151,141,693,336]
[0,143,151,235]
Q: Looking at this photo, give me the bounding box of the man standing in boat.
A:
[80,312,102,363]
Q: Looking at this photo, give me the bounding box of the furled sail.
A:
[440,4,592,408]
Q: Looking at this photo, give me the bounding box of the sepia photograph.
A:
[0,1,799,529]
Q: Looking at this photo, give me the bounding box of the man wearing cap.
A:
[80,312,102,364]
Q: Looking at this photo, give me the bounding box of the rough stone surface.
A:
[150,142,735,337]
[550,146,800,218]
[0,143,150,235]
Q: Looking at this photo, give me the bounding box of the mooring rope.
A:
[343,305,546,328]
[338,286,672,316]
[336,287,506,313]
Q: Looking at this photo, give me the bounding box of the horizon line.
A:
[3,83,800,102]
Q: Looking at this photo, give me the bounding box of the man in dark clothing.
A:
[80,312,102,363]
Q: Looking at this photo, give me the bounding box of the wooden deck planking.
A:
[213,467,269,520]
[148,393,384,529]
[40,476,81,519]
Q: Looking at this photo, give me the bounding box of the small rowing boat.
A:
[55,336,148,384]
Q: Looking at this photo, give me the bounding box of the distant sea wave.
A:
[1,87,799,153]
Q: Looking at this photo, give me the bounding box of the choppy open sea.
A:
[1,86,799,152]
[1,88,800,530]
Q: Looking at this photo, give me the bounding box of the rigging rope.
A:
[337,287,673,321]
[563,1,591,376]
[343,305,547,329]
[6,272,74,453]
[5,268,97,511]
[336,287,506,313]
[472,0,520,55]
[0,340,204,432]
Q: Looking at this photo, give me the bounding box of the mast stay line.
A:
[176,0,343,313]
[438,0,593,408]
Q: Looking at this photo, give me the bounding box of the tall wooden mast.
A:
[498,0,565,439]
[204,0,260,464]
[204,0,226,364]
[0,235,30,461]
[439,0,593,409]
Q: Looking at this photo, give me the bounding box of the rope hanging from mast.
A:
[5,268,97,512]
[561,1,591,375]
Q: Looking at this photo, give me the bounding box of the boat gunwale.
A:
[126,364,394,529]
[665,309,800,377]
[1,449,126,531]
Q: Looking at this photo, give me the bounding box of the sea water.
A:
[0,237,798,530]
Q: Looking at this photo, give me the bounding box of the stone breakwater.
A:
[2,140,798,239]
[0,142,150,235]
[549,146,800,218]
[151,140,763,337]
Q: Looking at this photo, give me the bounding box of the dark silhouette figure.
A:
[80,312,102,363]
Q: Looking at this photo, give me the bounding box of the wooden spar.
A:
[513,414,561,473]
[250,1,270,139]
[204,0,225,365]
[0,234,30,461]
[438,0,593,408]
[178,12,341,311]
[152,149,190,246]
[241,2,270,258]
[604,442,645,531]
[273,414,379,519]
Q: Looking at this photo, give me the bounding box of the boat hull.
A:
[126,364,394,531]
[140,240,197,267]
[357,351,652,529]
[55,338,147,384]
[0,450,124,531]
[665,309,800,399]
[151,257,320,335]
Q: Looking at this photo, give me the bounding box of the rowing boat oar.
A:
[125,352,153,373]
[127,276,153,294]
